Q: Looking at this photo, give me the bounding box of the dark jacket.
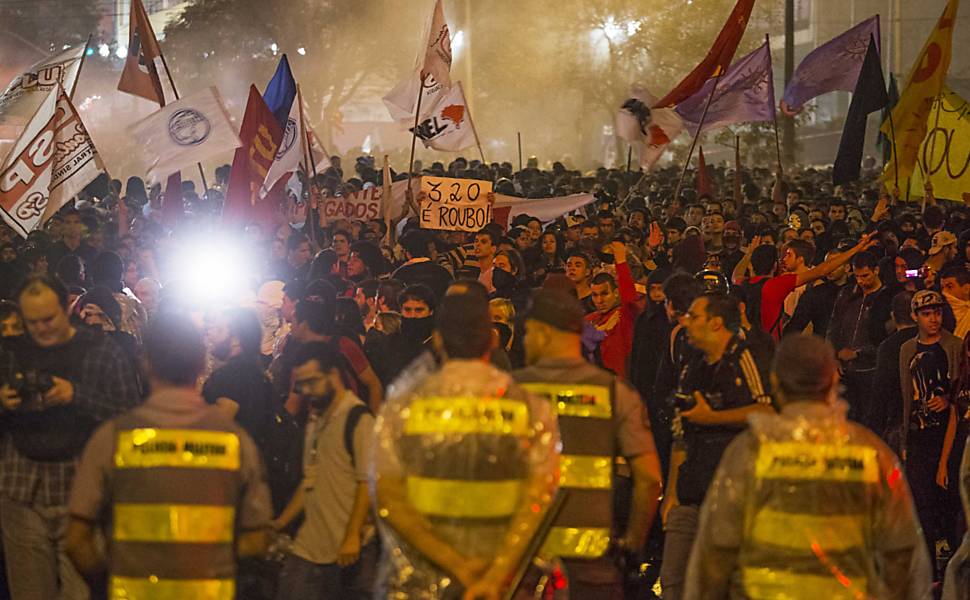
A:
[866,326,918,441]
[827,283,894,371]
[784,280,845,337]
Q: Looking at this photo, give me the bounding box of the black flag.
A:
[833,36,889,186]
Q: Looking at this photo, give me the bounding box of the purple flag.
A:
[780,15,880,113]
[675,41,775,136]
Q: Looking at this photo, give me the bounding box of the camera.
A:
[5,369,54,409]
[674,392,697,412]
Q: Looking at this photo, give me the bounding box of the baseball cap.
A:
[929,231,957,256]
[528,288,585,334]
[912,289,945,312]
[723,221,741,237]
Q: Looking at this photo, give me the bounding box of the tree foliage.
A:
[0,0,100,51]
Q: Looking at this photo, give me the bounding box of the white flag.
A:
[383,0,453,122]
[260,99,303,198]
[261,100,332,198]
[0,47,86,159]
[422,0,452,89]
[130,86,241,181]
[616,85,684,171]
[0,85,105,237]
[410,82,476,152]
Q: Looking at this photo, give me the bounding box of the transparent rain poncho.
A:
[943,438,970,600]
[371,356,560,599]
[685,400,933,600]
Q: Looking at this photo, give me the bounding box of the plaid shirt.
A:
[0,328,142,507]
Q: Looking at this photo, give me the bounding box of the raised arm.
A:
[796,232,876,288]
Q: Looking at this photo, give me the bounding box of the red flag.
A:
[653,0,755,108]
[223,85,283,226]
[117,0,166,105]
[696,147,714,198]
[161,172,183,227]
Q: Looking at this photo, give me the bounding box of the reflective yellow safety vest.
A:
[401,395,532,523]
[521,380,614,561]
[109,412,243,600]
[740,441,880,600]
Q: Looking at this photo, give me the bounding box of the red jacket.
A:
[585,261,639,378]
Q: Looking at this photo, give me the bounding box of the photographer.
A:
[0,276,141,599]
[659,293,774,600]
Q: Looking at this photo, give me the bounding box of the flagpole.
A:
[517,131,523,171]
[626,146,632,174]
[459,82,487,164]
[673,73,723,203]
[404,75,427,217]
[772,113,784,177]
[734,134,742,204]
[887,109,900,193]
[297,84,320,249]
[157,52,209,194]
[69,35,93,101]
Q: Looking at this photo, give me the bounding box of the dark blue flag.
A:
[263,54,296,130]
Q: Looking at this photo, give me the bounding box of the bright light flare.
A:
[452,30,465,59]
[98,43,110,57]
[297,47,306,56]
[115,45,127,59]
[170,235,255,308]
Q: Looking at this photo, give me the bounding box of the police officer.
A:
[686,334,932,599]
[372,291,559,599]
[65,311,273,599]
[513,288,662,597]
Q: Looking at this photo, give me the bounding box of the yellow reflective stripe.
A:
[539,527,611,559]
[115,429,240,471]
[755,443,878,483]
[742,567,867,600]
[406,477,522,518]
[111,576,234,600]
[750,508,866,552]
[114,504,235,543]
[521,383,612,419]
[559,454,612,490]
[404,397,530,436]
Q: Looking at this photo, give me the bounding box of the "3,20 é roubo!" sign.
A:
[419,176,493,232]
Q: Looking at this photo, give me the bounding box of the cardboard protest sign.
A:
[419,176,492,232]
[322,187,383,221]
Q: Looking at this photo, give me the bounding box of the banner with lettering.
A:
[322,187,383,221]
[906,87,970,203]
[419,176,493,231]
[0,85,105,237]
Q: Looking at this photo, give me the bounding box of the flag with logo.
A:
[780,15,880,115]
[130,86,240,181]
[653,0,755,108]
[0,86,105,237]
[833,36,889,186]
[0,46,86,141]
[383,0,453,121]
[260,56,301,198]
[224,85,283,225]
[675,41,776,136]
[616,86,684,171]
[410,82,477,151]
[117,0,166,105]
[880,0,960,185]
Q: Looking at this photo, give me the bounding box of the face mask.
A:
[401,315,435,339]
[492,268,516,290]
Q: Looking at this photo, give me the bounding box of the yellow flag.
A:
[881,0,959,185]
[907,87,970,203]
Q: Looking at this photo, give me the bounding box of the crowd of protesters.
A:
[0,150,968,599]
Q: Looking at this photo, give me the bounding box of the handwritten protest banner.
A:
[322,187,383,221]
[419,176,493,231]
